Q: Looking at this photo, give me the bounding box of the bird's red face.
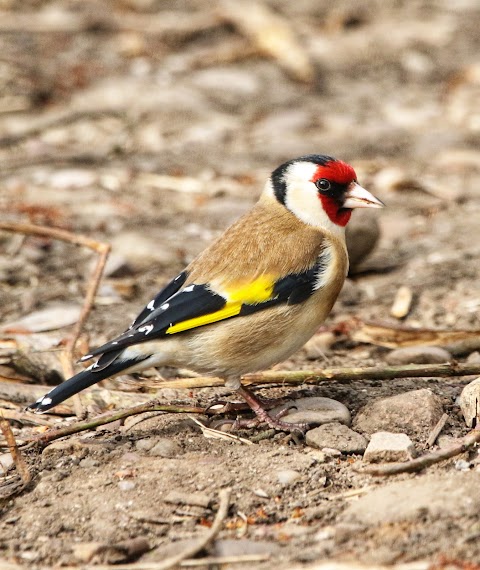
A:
[311,159,384,227]
[310,161,358,227]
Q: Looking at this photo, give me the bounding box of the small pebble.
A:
[363,431,416,463]
[253,488,270,498]
[135,438,156,452]
[466,351,480,364]
[385,346,451,365]
[79,457,100,468]
[276,469,301,485]
[118,481,136,491]
[149,439,179,458]
[306,422,367,454]
[390,285,413,319]
[271,397,351,427]
[454,459,471,471]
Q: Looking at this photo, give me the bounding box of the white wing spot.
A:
[138,324,154,335]
[112,341,118,345]
[80,354,93,362]
[160,303,169,310]
[183,285,195,292]
[147,300,155,311]
[41,397,52,406]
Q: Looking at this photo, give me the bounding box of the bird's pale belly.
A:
[182,291,338,378]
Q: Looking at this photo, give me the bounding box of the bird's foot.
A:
[205,394,293,416]
[223,386,309,434]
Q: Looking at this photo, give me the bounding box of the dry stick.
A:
[93,488,232,570]
[358,428,480,476]
[0,222,111,417]
[0,415,31,484]
[180,554,270,566]
[150,362,480,390]
[25,401,205,446]
[427,412,449,447]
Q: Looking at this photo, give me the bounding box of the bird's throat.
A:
[318,195,352,227]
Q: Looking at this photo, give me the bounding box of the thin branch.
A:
[427,412,449,447]
[0,222,111,417]
[148,362,480,390]
[0,415,31,484]
[357,428,480,476]
[25,401,205,446]
[92,488,232,570]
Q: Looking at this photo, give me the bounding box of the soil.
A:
[0,1,480,568]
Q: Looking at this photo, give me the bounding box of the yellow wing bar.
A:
[165,275,275,335]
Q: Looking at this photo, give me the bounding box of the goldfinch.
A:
[28,155,383,431]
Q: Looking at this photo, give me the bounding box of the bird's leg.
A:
[234,385,309,433]
[205,393,293,416]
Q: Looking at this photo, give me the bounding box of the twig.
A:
[0,415,31,484]
[357,428,480,476]
[0,409,54,428]
[189,416,253,445]
[180,554,270,566]
[24,401,205,446]
[427,412,449,447]
[0,222,111,417]
[148,362,480,390]
[92,488,232,570]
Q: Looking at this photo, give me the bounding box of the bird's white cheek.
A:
[285,183,344,236]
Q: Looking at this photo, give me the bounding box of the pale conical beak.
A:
[343,182,385,209]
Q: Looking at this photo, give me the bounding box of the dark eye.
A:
[315,178,331,192]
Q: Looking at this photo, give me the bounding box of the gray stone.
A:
[363,431,415,463]
[306,422,367,454]
[135,438,156,452]
[345,210,381,270]
[458,377,480,428]
[276,469,302,485]
[343,472,480,526]
[385,346,451,365]
[272,397,351,427]
[149,438,179,458]
[353,389,444,440]
[118,481,136,491]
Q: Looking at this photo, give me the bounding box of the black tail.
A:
[27,355,147,413]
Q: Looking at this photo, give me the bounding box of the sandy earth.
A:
[1,1,480,568]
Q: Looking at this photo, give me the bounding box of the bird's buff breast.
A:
[182,283,342,378]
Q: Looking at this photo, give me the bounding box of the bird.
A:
[28,154,384,431]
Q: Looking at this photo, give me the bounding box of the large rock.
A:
[353,389,444,441]
[345,210,381,270]
[343,472,480,526]
[458,377,480,428]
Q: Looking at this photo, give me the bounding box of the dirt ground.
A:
[1,0,480,568]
